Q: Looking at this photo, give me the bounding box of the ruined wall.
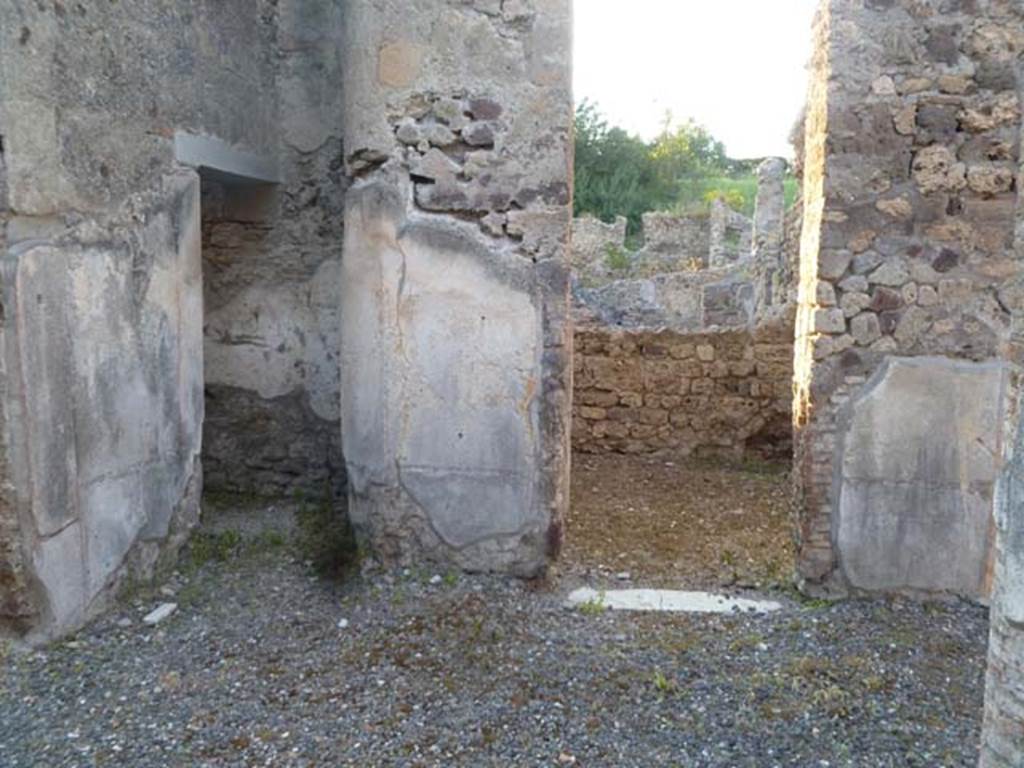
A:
[572,209,738,287]
[0,2,279,216]
[571,158,797,460]
[751,158,793,316]
[0,0,282,639]
[340,0,572,575]
[573,319,794,459]
[793,0,1023,600]
[709,198,754,268]
[574,268,756,330]
[570,213,718,327]
[571,215,630,286]
[634,211,713,275]
[1,177,204,640]
[0,94,17,626]
[200,1,346,500]
[571,161,791,332]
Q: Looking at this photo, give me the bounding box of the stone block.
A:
[869,260,910,287]
[850,313,882,346]
[819,250,852,280]
[841,291,872,318]
[812,308,847,334]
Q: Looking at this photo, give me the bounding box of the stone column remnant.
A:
[339,0,573,576]
[752,157,787,311]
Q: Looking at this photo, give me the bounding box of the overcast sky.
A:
[573,0,820,159]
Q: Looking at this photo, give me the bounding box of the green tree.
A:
[650,112,728,181]
[573,100,667,235]
[573,102,733,236]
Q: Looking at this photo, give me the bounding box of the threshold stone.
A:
[567,588,782,614]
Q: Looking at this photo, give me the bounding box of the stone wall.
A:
[0,0,339,640]
[200,1,346,501]
[199,173,345,500]
[573,318,794,459]
[793,0,1023,601]
[0,2,280,216]
[709,198,754,268]
[751,159,795,316]
[339,0,573,575]
[574,268,757,330]
[572,208,744,286]
[0,171,205,642]
[572,161,791,331]
[640,211,712,273]
[571,215,630,286]
[571,159,797,462]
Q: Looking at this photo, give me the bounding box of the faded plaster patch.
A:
[836,357,1006,596]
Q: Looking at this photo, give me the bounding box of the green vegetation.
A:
[185,529,243,569]
[577,590,607,616]
[294,489,360,580]
[651,668,675,694]
[181,525,289,575]
[573,100,797,234]
[603,243,631,271]
[675,175,799,217]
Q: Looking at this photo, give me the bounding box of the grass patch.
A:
[251,529,287,552]
[578,591,607,616]
[294,490,360,580]
[184,529,243,571]
[651,668,675,694]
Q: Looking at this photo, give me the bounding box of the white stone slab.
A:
[142,603,178,626]
[567,588,782,614]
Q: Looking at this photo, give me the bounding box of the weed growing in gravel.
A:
[922,600,950,614]
[578,591,607,616]
[652,669,675,694]
[728,632,765,653]
[861,674,889,694]
[202,487,264,512]
[294,487,359,580]
[185,529,243,570]
[174,579,205,609]
[800,597,832,611]
[252,529,287,551]
[780,584,834,611]
[810,683,852,718]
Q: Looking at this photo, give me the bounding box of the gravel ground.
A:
[0,494,990,768]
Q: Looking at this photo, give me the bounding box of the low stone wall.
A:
[572,316,794,459]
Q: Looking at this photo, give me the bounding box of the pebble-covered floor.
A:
[0,459,990,767]
[563,452,795,590]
